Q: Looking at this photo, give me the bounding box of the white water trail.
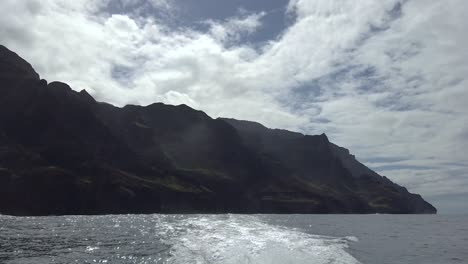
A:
[166,215,360,264]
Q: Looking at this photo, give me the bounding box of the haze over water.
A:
[1,214,467,264]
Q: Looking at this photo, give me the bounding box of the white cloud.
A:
[207,12,266,44]
[0,0,467,202]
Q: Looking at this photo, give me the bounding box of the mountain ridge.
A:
[0,45,436,215]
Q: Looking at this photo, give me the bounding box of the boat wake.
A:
[166,215,360,264]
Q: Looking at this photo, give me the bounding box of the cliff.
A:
[0,45,436,215]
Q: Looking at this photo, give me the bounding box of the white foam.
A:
[85,246,99,253]
[345,236,359,242]
[165,215,361,264]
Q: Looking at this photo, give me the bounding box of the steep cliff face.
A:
[329,144,436,213]
[222,118,436,214]
[0,45,436,215]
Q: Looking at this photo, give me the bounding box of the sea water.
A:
[0,214,467,264]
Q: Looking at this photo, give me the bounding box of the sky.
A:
[1,0,467,214]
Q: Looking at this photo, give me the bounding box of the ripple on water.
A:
[0,214,360,264]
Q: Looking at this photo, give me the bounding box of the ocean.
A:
[0,214,467,264]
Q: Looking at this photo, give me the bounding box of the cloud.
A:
[1,0,467,204]
[207,12,266,44]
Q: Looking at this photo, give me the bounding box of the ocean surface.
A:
[0,214,467,264]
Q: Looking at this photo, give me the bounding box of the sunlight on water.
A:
[0,214,360,264]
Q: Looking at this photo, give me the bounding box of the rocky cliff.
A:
[0,45,436,215]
